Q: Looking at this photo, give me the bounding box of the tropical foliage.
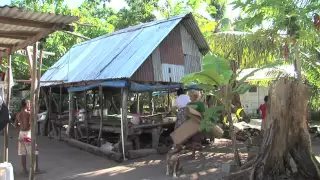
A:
[181,53,281,131]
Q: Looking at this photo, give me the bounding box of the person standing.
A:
[173,88,190,129]
[14,99,42,175]
[186,90,206,158]
[259,96,268,120]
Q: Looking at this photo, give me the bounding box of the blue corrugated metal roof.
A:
[41,13,209,87]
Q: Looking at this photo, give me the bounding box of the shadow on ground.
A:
[2,129,320,180]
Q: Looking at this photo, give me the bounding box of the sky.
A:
[0,0,239,20]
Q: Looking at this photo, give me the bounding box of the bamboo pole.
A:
[98,86,103,147]
[3,54,11,162]
[29,42,38,180]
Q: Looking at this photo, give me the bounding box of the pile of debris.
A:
[234,121,261,142]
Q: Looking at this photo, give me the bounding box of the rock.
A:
[222,161,238,173]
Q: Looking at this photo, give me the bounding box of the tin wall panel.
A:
[184,54,202,75]
[152,47,163,81]
[131,55,154,82]
[161,64,185,82]
[180,24,202,57]
[159,26,184,65]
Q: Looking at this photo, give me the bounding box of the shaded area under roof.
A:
[40,13,210,87]
[0,5,79,56]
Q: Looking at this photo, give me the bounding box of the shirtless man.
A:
[14,99,41,175]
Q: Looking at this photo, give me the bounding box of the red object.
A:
[23,137,32,142]
[259,103,267,120]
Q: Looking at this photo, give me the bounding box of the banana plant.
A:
[181,53,283,166]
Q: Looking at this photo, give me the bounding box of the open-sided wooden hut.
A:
[40,13,210,161]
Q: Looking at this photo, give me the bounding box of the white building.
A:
[237,65,297,115]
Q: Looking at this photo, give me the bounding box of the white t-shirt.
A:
[174,94,190,109]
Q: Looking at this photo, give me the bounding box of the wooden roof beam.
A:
[0,34,27,40]
[0,31,39,38]
[0,43,14,48]
[0,16,56,28]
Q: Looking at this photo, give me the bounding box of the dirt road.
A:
[1,130,320,180]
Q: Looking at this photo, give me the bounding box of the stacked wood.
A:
[62,138,122,162]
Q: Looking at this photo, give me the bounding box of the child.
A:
[14,99,42,175]
[259,96,268,120]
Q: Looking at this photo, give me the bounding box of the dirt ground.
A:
[1,129,320,180]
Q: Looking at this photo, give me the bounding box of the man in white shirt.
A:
[174,88,190,109]
[173,88,190,129]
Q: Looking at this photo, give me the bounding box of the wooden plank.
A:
[0,16,56,28]
[29,42,38,180]
[62,138,122,162]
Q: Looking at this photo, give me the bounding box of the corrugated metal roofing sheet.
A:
[41,13,210,87]
[0,6,78,24]
[0,6,79,54]
[237,65,297,81]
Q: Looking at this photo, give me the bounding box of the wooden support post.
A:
[29,42,38,180]
[92,90,96,111]
[3,54,11,162]
[121,88,129,161]
[152,127,162,149]
[167,89,170,112]
[84,90,89,143]
[137,93,140,114]
[67,92,75,138]
[98,86,103,147]
[59,85,62,140]
[148,91,153,115]
[47,87,52,138]
[41,89,49,136]
[35,46,43,136]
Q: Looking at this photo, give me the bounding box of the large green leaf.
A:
[182,53,233,86]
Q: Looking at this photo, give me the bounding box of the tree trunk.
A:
[225,84,242,167]
[225,79,320,180]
